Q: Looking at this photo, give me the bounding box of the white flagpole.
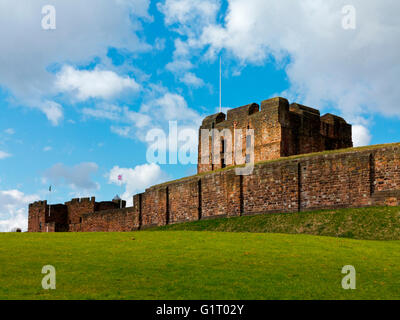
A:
[48,185,51,217]
[219,56,222,113]
[121,182,124,209]
[119,175,123,209]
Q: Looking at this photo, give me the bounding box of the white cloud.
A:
[154,38,166,51]
[0,0,150,123]
[137,92,202,155]
[39,100,64,126]
[44,162,99,190]
[162,14,212,81]
[43,146,52,152]
[82,104,123,121]
[82,104,152,139]
[352,125,372,147]
[4,128,15,135]
[180,72,205,88]
[123,108,152,128]
[108,163,168,205]
[158,0,220,35]
[82,90,202,148]
[141,92,202,123]
[0,190,40,232]
[56,66,140,101]
[0,151,12,160]
[110,126,132,138]
[166,59,194,73]
[161,0,400,121]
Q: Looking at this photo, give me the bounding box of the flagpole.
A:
[219,56,222,113]
[121,178,123,209]
[118,175,123,209]
[48,185,51,218]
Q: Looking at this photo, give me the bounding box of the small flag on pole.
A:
[48,185,52,217]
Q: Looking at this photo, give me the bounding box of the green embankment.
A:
[154,206,400,241]
[0,231,399,300]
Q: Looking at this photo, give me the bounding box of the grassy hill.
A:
[0,231,399,300]
[154,206,400,241]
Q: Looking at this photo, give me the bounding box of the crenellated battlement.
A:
[29,195,127,232]
[29,200,48,208]
[198,97,352,174]
[66,197,96,204]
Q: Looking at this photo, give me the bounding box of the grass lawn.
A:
[154,206,400,241]
[0,231,399,300]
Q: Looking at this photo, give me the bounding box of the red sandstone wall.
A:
[65,198,96,225]
[197,98,287,174]
[201,170,242,219]
[28,144,400,233]
[69,223,82,232]
[243,161,299,215]
[95,201,123,211]
[28,202,68,232]
[133,194,143,228]
[44,222,56,233]
[197,97,352,175]
[141,186,168,227]
[373,146,400,192]
[47,205,69,231]
[81,208,139,232]
[28,201,47,232]
[174,144,400,224]
[168,178,200,224]
[299,152,372,210]
[284,106,322,156]
[371,146,400,206]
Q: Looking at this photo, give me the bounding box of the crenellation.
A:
[227,103,260,121]
[197,97,352,174]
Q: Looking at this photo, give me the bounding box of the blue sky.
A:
[0,0,399,231]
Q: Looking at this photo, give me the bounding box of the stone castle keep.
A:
[29,97,400,232]
[197,97,352,173]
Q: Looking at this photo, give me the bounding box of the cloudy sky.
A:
[0,0,399,231]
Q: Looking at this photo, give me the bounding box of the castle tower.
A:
[28,201,69,232]
[198,97,352,174]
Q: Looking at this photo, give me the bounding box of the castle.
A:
[197,97,352,173]
[28,97,400,232]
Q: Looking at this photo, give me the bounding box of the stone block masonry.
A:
[28,201,68,232]
[81,207,139,232]
[200,170,242,219]
[29,197,127,232]
[197,97,352,174]
[243,160,299,215]
[168,178,200,224]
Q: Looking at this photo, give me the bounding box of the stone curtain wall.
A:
[28,201,68,232]
[243,160,299,215]
[28,201,47,232]
[81,207,139,232]
[371,146,400,206]
[28,144,400,232]
[299,152,372,211]
[168,178,200,224]
[65,197,96,225]
[141,187,168,228]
